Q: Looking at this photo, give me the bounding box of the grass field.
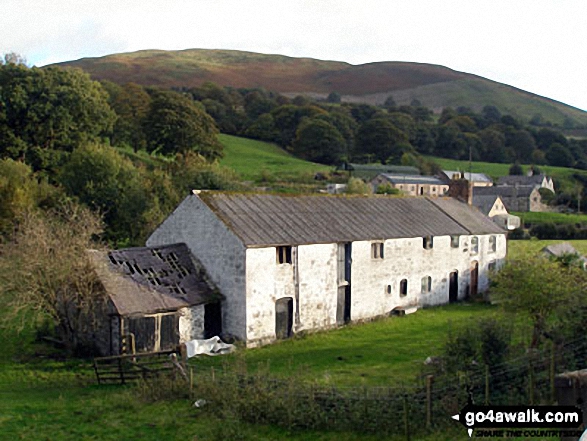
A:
[513,210,587,226]
[218,134,331,182]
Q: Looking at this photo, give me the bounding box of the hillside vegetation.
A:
[51,49,587,126]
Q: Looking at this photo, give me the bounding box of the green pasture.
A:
[513,210,587,226]
[218,134,331,182]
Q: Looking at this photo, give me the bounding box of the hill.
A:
[50,48,587,126]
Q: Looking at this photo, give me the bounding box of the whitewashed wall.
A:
[243,234,506,345]
[147,195,247,340]
[178,305,205,342]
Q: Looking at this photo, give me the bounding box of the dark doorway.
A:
[470,262,479,298]
[275,297,293,339]
[449,271,459,303]
[204,302,223,339]
[336,243,352,325]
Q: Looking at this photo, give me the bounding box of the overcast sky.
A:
[2,0,586,110]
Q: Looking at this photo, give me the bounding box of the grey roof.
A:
[442,170,493,183]
[89,243,218,316]
[542,242,585,259]
[376,173,446,186]
[198,192,505,247]
[473,186,535,198]
[472,194,501,216]
[497,174,547,186]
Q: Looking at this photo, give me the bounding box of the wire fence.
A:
[180,336,587,438]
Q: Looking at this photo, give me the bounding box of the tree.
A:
[508,162,523,175]
[0,203,106,353]
[326,92,341,103]
[292,118,346,164]
[356,117,410,163]
[546,143,574,167]
[490,257,586,348]
[0,64,115,164]
[346,177,372,194]
[143,90,222,159]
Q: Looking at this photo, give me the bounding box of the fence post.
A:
[403,394,411,441]
[485,365,490,405]
[550,342,556,404]
[426,375,433,429]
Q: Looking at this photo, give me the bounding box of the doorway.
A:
[470,261,479,298]
[336,243,352,325]
[204,302,222,339]
[275,297,293,339]
[449,271,459,303]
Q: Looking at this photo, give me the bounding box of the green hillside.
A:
[50,49,587,126]
[218,134,331,181]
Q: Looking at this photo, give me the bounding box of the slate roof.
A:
[375,173,446,186]
[442,170,493,184]
[197,192,505,247]
[497,174,546,187]
[473,186,535,198]
[88,243,218,316]
[472,194,501,216]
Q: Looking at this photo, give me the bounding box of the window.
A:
[399,279,408,297]
[423,236,433,250]
[451,235,460,248]
[471,237,479,255]
[488,261,496,272]
[489,235,497,253]
[421,276,432,294]
[276,246,292,264]
[371,242,384,259]
[386,284,392,295]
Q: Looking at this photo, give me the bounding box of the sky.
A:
[2,0,586,111]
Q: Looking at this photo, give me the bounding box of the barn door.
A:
[449,271,459,303]
[336,243,352,325]
[275,297,293,339]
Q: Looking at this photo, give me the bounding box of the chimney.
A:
[448,178,472,205]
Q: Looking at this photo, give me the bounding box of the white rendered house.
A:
[147,192,507,347]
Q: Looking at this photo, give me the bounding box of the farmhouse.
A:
[439,170,493,187]
[497,173,555,193]
[147,192,507,348]
[473,185,549,212]
[370,173,449,196]
[471,193,521,231]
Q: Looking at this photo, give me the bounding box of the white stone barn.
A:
[147,192,507,347]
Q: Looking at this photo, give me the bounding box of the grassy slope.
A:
[218,133,331,181]
[52,49,587,126]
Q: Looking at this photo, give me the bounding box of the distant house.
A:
[371,173,449,196]
[440,170,493,187]
[473,185,548,213]
[497,174,554,193]
[88,243,222,356]
[147,192,507,348]
[337,163,420,180]
[471,193,521,230]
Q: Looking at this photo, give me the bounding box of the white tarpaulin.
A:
[185,336,235,358]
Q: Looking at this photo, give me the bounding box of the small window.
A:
[410,185,415,191]
[421,276,432,294]
[451,235,460,248]
[276,246,292,264]
[399,279,408,297]
[423,236,433,250]
[489,235,497,253]
[471,237,479,255]
[371,242,384,259]
[386,284,392,295]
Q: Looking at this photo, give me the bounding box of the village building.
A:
[370,173,449,196]
[473,185,549,212]
[146,192,507,348]
[439,170,493,187]
[471,193,521,230]
[87,243,222,355]
[496,173,555,193]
